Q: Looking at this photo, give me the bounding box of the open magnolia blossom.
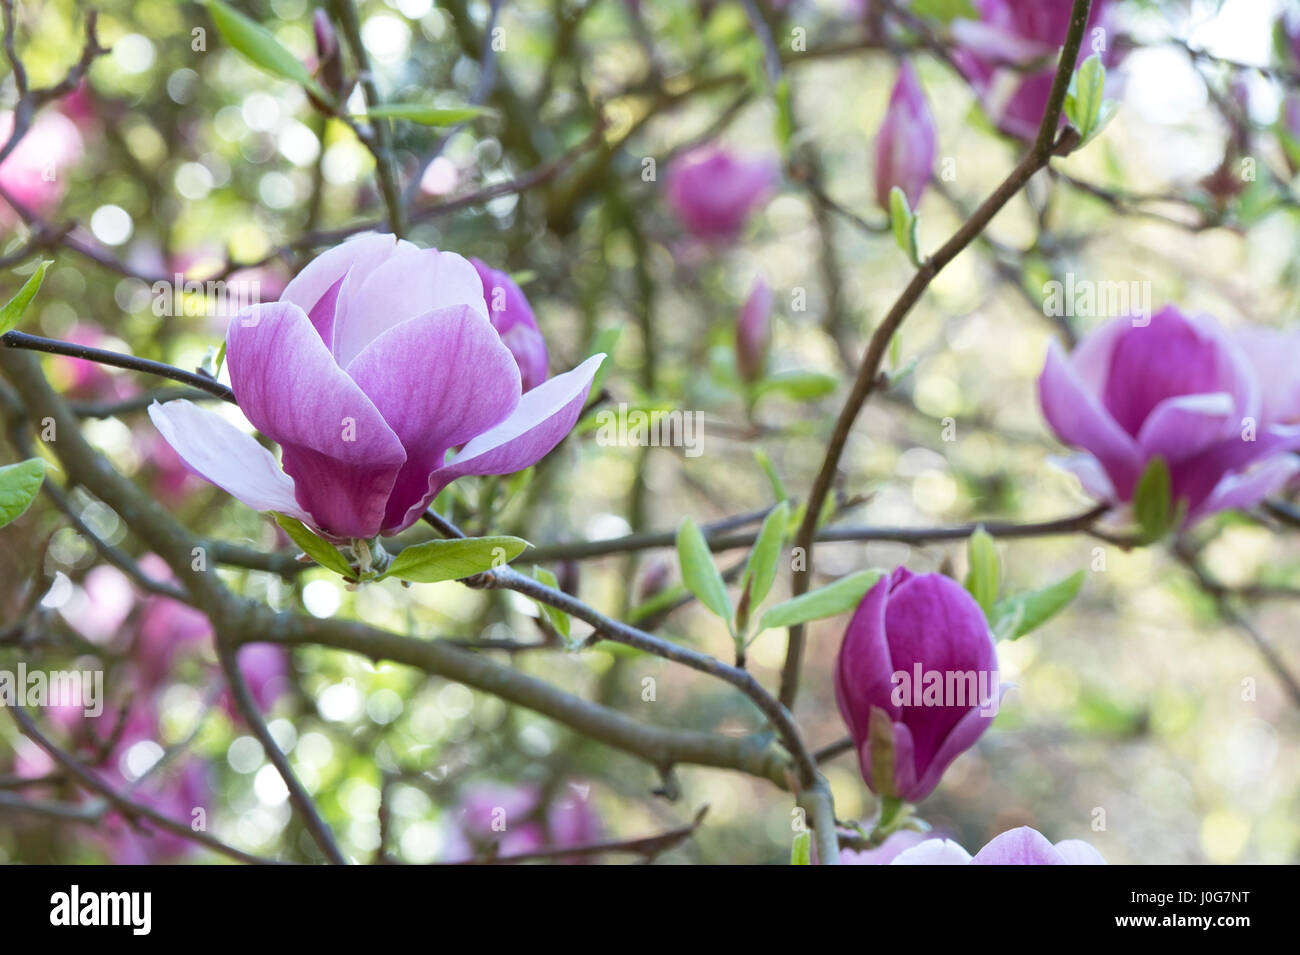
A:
[890,826,1106,865]
[149,233,603,540]
[1038,306,1300,527]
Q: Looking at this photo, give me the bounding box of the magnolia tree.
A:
[0,0,1298,867]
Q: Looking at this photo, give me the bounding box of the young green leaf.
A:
[676,518,732,622]
[204,0,330,103]
[964,527,1000,621]
[533,565,572,639]
[384,535,527,583]
[0,458,46,528]
[790,830,811,866]
[752,370,838,402]
[753,449,787,504]
[273,513,354,578]
[356,104,489,126]
[757,569,884,632]
[909,0,978,24]
[994,570,1085,641]
[1133,457,1174,543]
[741,501,789,613]
[889,186,920,265]
[1065,54,1107,144]
[0,261,51,335]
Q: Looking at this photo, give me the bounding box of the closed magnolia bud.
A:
[664,144,779,242]
[471,258,551,392]
[313,9,344,94]
[834,567,998,804]
[637,558,670,602]
[874,62,936,210]
[736,277,772,383]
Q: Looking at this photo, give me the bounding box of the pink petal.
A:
[147,399,311,522]
[431,353,603,481]
[345,305,521,534]
[1136,392,1237,462]
[890,838,973,865]
[227,302,406,539]
[280,233,415,320]
[1039,339,1143,499]
[971,826,1066,865]
[1189,454,1300,524]
[332,246,488,368]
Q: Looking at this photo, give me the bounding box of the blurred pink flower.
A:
[0,109,83,226]
[891,826,1106,864]
[665,145,779,242]
[874,62,937,210]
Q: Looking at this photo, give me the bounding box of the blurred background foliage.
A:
[2,0,1299,864]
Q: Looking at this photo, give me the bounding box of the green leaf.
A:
[790,830,811,866]
[752,370,838,402]
[889,186,917,264]
[273,513,354,578]
[533,565,571,639]
[676,518,732,623]
[994,570,1085,641]
[757,569,885,631]
[384,535,528,583]
[753,449,787,504]
[741,501,789,613]
[1066,54,1107,145]
[204,0,330,103]
[1133,457,1174,543]
[773,76,794,150]
[909,0,978,24]
[0,260,51,335]
[964,527,1000,621]
[0,457,45,528]
[356,103,490,126]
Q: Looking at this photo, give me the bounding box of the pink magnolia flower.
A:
[58,565,134,645]
[1233,326,1300,427]
[0,109,83,225]
[447,782,600,862]
[101,761,212,865]
[874,63,937,210]
[835,567,998,804]
[1038,307,1300,526]
[220,644,291,717]
[839,829,928,864]
[952,0,1119,140]
[470,259,549,391]
[736,277,773,383]
[133,554,211,690]
[665,145,779,242]
[148,234,603,540]
[891,826,1106,865]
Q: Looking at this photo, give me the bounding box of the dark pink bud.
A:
[664,144,779,242]
[835,567,998,803]
[736,277,772,383]
[874,63,936,210]
[471,258,550,392]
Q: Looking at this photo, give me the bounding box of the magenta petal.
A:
[1039,339,1143,499]
[971,827,1066,865]
[834,574,897,743]
[333,246,488,367]
[1189,454,1300,524]
[147,399,312,523]
[280,233,415,320]
[345,305,522,534]
[1172,424,1300,516]
[430,352,602,479]
[1136,392,1236,463]
[907,700,997,802]
[1054,839,1107,865]
[226,302,406,539]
